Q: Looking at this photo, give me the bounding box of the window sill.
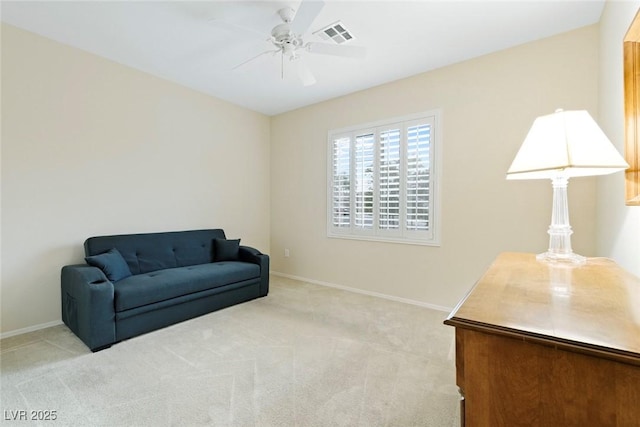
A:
[327,233,440,247]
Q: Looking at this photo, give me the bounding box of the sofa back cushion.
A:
[84,229,226,275]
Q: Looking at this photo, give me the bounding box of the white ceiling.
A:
[1,1,605,116]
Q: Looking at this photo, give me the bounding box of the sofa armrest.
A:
[61,264,116,351]
[239,246,269,297]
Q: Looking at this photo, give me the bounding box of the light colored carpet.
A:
[1,275,460,426]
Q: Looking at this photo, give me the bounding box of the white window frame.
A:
[327,110,442,246]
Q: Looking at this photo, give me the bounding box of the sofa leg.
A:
[91,344,112,353]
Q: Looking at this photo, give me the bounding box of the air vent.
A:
[313,21,354,45]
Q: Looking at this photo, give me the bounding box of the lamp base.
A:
[536,251,586,265]
[536,176,586,266]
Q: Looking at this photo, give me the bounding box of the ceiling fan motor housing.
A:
[271,20,303,58]
[271,23,294,43]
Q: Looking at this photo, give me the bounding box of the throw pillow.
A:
[85,248,132,282]
[213,238,241,262]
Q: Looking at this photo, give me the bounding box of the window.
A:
[327,110,441,245]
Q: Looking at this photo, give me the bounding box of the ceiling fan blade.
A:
[306,42,366,59]
[233,49,279,70]
[295,58,317,86]
[290,0,325,35]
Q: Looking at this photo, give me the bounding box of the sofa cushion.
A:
[213,238,240,262]
[113,261,260,312]
[85,229,227,275]
[85,248,132,282]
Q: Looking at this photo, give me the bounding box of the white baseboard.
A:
[0,320,63,340]
[270,271,452,313]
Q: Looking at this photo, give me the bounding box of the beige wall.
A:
[1,24,271,335]
[270,25,600,309]
[597,1,640,277]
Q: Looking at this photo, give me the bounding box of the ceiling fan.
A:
[213,0,366,86]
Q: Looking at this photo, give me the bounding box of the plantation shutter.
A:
[354,132,375,229]
[331,136,351,228]
[406,122,431,231]
[327,110,439,245]
[378,128,401,230]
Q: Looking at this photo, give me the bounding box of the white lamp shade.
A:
[506,110,629,180]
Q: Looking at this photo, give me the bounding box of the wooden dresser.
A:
[444,252,640,427]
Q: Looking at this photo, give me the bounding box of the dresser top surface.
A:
[446,252,640,359]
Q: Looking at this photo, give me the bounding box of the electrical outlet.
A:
[284,248,290,257]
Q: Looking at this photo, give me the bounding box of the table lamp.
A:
[507,109,629,264]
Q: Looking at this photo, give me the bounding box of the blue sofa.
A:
[61,229,269,351]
